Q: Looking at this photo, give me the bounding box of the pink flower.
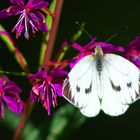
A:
[29,68,68,115]
[125,36,140,68]
[0,0,49,39]
[0,76,23,119]
[69,39,125,68]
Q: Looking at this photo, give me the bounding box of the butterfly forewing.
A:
[63,55,100,117]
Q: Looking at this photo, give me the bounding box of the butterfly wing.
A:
[101,54,140,116]
[62,55,100,117]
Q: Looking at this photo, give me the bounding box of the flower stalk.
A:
[43,0,64,70]
[13,99,34,140]
[0,26,30,74]
[0,71,26,76]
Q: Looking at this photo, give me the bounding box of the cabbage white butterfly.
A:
[62,45,140,117]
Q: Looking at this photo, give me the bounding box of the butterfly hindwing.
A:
[63,55,100,117]
[101,65,129,116]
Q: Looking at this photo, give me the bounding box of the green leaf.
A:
[0,108,20,130]
[45,104,87,140]
[22,122,40,140]
[0,108,40,140]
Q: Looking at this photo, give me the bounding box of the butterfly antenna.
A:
[105,32,119,43]
[105,26,128,43]
[76,21,93,40]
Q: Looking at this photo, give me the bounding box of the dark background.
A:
[1,0,140,140]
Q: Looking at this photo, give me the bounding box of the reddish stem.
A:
[43,0,64,70]
[13,100,33,140]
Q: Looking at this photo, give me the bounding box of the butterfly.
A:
[62,45,140,117]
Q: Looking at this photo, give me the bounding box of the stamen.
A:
[24,10,29,39]
[28,20,38,34]
[13,12,24,29]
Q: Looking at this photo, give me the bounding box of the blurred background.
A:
[0,0,140,140]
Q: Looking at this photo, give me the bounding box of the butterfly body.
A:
[62,46,140,117]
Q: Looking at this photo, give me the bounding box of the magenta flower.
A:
[29,68,68,115]
[128,36,140,51]
[0,76,24,119]
[0,0,49,39]
[70,39,125,68]
[125,36,140,68]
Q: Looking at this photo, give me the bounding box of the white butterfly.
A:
[62,45,140,117]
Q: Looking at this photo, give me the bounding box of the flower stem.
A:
[0,71,26,76]
[39,0,56,67]
[13,100,34,140]
[43,0,64,70]
[0,26,30,74]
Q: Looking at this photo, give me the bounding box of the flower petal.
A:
[3,81,22,94]
[12,23,24,39]
[128,36,140,51]
[32,11,46,24]
[0,7,22,18]
[3,96,23,114]
[29,12,48,32]
[134,60,140,68]
[32,84,39,95]
[9,0,25,7]
[0,76,7,89]
[50,68,68,84]
[50,68,68,78]
[36,22,48,32]
[29,69,45,83]
[30,90,38,102]
[71,42,85,51]
[53,84,62,96]
[125,49,140,68]
[27,0,49,10]
[83,41,125,54]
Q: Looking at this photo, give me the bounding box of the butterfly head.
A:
[94,45,104,56]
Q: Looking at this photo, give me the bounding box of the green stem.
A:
[43,0,64,70]
[53,24,84,62]
[0,71,26,76]
[0,25,30,74]
[39,0,56,66]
